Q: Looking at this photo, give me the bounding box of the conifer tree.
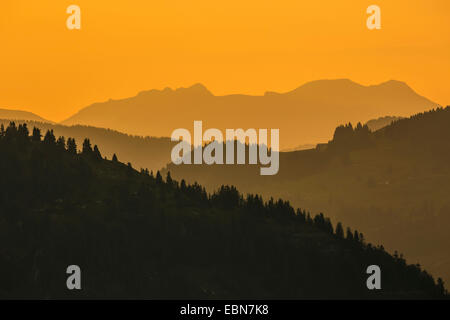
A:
[82,138,92,154]
[346,227,354,241]
[43,129,56,145]
[32,127,41,142]
[93,145,102,160]
[56,136,66,150]
[156,171,163,184]
[18,123,29,137]
[335,222,344,239]
[67,138,77,154]
[354,230,360,242]
[166,171,173,185]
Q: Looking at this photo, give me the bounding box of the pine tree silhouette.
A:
[56,136,66,150]
[93,145,102,160]
[82,138,92,154]
[335,222,344,239]
[43,129,56,145]
[67,137,77,154]
[32,127,41,142]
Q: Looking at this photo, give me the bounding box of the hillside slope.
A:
[0,122,446,299]
[165,107,450,285]
[0,120,175,172]
[0,108,52,123]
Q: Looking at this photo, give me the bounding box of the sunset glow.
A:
[1,0,449,121]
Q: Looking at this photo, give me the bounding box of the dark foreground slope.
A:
[0,122,446,299]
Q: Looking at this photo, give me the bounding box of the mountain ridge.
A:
[0,108,53,124]
[60,79,438,148]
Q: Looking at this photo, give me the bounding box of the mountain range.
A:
[59,79,437,148]
[0,78,432,168]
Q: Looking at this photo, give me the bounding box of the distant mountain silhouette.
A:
[0,121,446,299]
[0,108,52,123]
[61,80,437,148]
[366,116,404,132]
[0,119,175,172]
[164,107,450,286]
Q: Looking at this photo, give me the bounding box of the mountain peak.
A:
[136,83,212,98]
[289,79,364,94]
[372,80,418,95]
[381,79,407,85]
[175,83,212,96]
[376,80,409,88]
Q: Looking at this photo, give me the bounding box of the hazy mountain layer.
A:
[61,79,437,148]
[366,116,404,132]
[0,108,53,123]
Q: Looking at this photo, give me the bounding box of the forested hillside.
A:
[165,107,450,285]
[0,122,446,299]
[0,119,175,172]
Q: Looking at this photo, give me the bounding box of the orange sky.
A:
[0,0,449,122]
